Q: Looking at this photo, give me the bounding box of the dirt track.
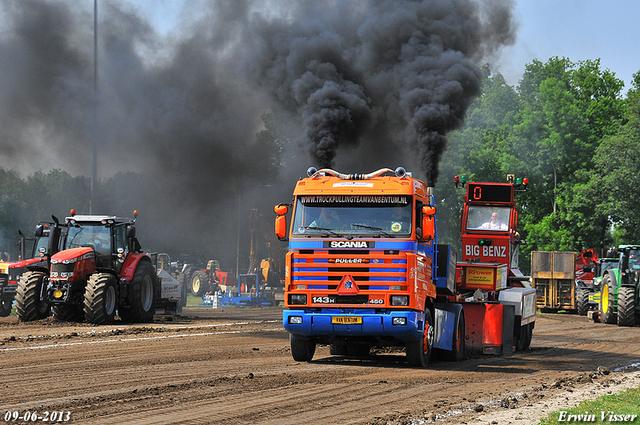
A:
[1,307,639,424]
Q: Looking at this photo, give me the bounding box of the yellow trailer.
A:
[531,251,576,311]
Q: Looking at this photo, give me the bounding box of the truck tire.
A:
[84,273,118,325]
[617,287,636,327]
[600,275,617,324]
[525,323,533,350]
[576,289,590,316]
[120,261,156,323]
[516,322,533,351]
[406,309,434,367]
[0,299,12,317]
[190,270,207,297]
[52,304,84,322]
[15,271,50,322]
[290,334,316,362]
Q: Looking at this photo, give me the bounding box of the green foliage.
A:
[438,56,628,261]
[0,169,90,260]
[591,74,640,241]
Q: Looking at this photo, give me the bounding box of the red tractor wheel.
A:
[120,261,156,323]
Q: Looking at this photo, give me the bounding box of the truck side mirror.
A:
[274,205,288,215]
[274,204,289,241]
[421,206,436,241]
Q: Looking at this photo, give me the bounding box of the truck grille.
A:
[292,250,407,288]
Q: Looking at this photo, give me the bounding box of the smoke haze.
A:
[0,0,516,268]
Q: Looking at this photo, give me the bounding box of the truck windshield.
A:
[466,206,511,232]
[291,196,413,238]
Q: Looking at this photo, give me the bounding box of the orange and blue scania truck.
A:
[274,167,536,367]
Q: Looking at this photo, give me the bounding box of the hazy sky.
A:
[497,0,639,90]
[130,0,640,92]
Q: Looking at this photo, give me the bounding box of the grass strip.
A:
[539,386,640,424]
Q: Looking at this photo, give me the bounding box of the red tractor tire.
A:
[119,261,157,323]
[15,271,50,322]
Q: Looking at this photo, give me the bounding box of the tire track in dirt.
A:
[1,310,639,424]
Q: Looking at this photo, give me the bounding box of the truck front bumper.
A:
[283,308,424,342]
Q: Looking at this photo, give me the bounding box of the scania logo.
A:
[325,241,373,248]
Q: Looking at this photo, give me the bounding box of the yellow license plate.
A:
[332,316,362,324]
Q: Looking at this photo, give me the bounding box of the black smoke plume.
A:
[0,0,516,267]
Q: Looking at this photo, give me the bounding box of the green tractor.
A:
[579,254,619,316]
[599,245,640,326]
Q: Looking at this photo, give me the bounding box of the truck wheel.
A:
[84,273,118,325]
[576,289,590,316]
[406,309,434,367]
[525,323,533,349]
[15,271,50,322]
[617,287,636,327]
[120,261,156,323]
[600,275,617,324]
[447,311,465,361]
[52,305,84,322]
[190,270,207,297]
[519,323,533,350]
[0,299,12,317]
[290,334,316,362]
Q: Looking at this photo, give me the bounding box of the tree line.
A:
[437,57,640,273]
[1,57,639,272]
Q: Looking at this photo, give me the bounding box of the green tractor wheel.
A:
[600,275,617,324]
[617,287,636,327]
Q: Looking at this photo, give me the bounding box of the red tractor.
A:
[16,210,159,324]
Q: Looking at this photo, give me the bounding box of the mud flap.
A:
[433,302,463,351]
[463,303,514,355]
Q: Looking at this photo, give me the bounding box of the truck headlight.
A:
[288,316,303,324]
[288,294,307,305]
[390,295,409,306]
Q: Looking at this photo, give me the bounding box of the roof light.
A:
[523,178,529,185]
[70,209,76,216]
[516,177,523,185]
[454,175,460,183]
